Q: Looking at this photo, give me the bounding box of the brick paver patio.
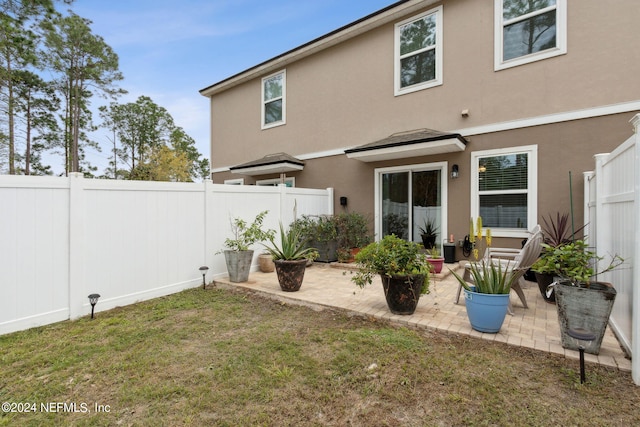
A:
[213,262,631,372]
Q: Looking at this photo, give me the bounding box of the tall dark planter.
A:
[312,240,338,262]
[380,274,426,315]
[421,235,436,249]
[274,259,307,292]
[534,272,556,303]
[555,281,617,355]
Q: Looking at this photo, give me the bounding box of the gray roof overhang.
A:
[344,129,468,162]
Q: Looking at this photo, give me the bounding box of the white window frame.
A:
[394,6,443,96]
[224,178,244,185]
[494,0,566,71]
[256,177,295,187]
[261,70,286,129]
[470,145,538,238]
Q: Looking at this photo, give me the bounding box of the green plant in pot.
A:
[335,212,371,262]
[262,223,318,292]
[533,239,623,354]
[418,217,438,249]
[533,212,587,302]
[218,211,275,283]
[290,215,338,262]
[351,234,430,315]
[449,217,518,333]
[426,247,444,274]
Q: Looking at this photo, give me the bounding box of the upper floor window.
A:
[394,6,443,96]
[495,0,566,70]
[471,145,538,238]
[262,70,286,129]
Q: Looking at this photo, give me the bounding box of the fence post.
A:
[68,172,86,319]
[204,179,214,273]
[582,171,594,243]
[326,188,335,215]
[631,113,640,386]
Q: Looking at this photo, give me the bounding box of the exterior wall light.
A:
[451,164,459,179]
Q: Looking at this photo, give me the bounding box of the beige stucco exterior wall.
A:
[205,0,640,258]
[208,0,640,169]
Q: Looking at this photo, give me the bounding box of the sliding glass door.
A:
[378,163,446,249]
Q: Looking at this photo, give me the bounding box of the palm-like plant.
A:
[263,223,318,261]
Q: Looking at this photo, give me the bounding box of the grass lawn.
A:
[1,286,638,426]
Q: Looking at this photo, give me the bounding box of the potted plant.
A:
[538,240,623,354]
[335,212,371,262]
[533,212,587,302]
[290,215,338,262]
[351,234,430,315]
[418,217,438,249]
[262,223,318,292]
[426,247,444,274]
[218,211,274,282]
[450,217,518,333]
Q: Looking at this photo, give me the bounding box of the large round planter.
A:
[380,274,426,315]
[534,272,556,303]
[274,259,307,292]
[427,257,444,274]
[258,253,275,273]
[554,281,616,355]
[224,250,254,283]
[463,289,510,333]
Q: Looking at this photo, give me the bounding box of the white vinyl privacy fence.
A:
[0,174,333,335]
[584,113,640,385]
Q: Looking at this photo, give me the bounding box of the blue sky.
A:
[68,0,396,176]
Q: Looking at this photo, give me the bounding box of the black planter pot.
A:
[421,235,436,249]
[534,272,556,303]
[380,274,426,315]
[274,259,307,292]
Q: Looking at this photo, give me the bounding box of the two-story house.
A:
[200,0,640,256]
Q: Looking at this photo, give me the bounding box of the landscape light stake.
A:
[88,294,101,319]
[199,266,209,289]
[567,327,596,384]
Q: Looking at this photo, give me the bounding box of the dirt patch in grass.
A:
[1,287,638,426]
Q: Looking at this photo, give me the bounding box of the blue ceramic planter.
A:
[463,289,510,333]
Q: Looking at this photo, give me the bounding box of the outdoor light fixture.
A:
[567,327,596,384]
[451,164,459,179]
[199,266,209,289]
[88,293,101,319]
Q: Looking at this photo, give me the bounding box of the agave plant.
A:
[451,260,517,294]
[263,223,318,261]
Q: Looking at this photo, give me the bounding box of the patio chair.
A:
[455,226,543,314]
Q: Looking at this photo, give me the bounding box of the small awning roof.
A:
[345,128,468,162]
[229,152,305,176]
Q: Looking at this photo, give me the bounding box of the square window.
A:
[394,6,443,96]
[495,0,566,70]
[471,146,538,237]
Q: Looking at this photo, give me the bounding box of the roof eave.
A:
[199,0,436,97]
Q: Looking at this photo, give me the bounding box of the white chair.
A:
[455,226,543,314]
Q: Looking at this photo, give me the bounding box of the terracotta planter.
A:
[427,257,444,274]
[274,259,307,292]
[554,281,616,355]
[380,274,426,315]
[258,253,275,273]
[224,250,253,283]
